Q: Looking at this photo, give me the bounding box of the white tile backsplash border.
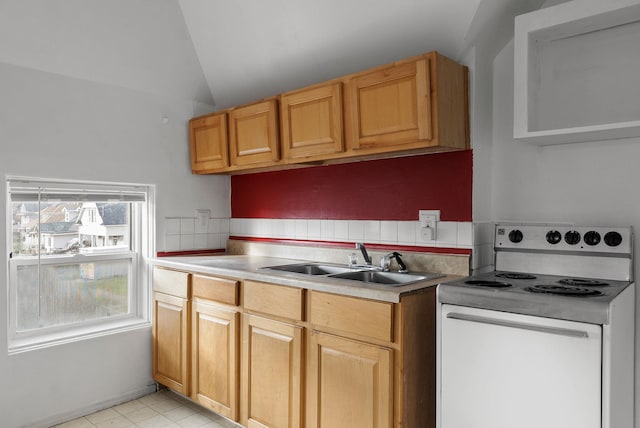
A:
[164,216,230,252]
[164,217,477,253]
[471,222,495,272]
[228,218,474,250]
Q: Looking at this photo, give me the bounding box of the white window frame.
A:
[6,176,155,353]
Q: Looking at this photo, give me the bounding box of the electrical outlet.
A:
[419,210,440,241]
[196,209,211,233]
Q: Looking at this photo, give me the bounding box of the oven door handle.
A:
[446,312,590,338]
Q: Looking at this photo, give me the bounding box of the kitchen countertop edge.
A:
[149,255,461,303]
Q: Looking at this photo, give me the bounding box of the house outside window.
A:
[6,177,155,352]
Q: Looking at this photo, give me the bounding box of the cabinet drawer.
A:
[153,267,191,299]
[309,291,393,342]
[192,274,240,306]
[243,281,304,321]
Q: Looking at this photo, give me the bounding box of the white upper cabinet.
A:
[514,0,640,144]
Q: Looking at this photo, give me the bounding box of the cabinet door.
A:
[229,99,280,167]
[191,300,239,420]
[189,113,229,172]
[345,58,431,151]
[152,292,190,395]
[242,314,303,428]
[280,83,344,160]
[307,331,393,428]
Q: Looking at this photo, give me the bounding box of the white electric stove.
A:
[437,224,635,428]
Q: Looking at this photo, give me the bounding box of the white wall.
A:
[7,0,639,425]
[489,28,640,427]
[179,0,482,109]
[0,60,229,427]
[460,0,547,223]
[466,0,640,420]
[0,0,214,107]
[0,4,228,426]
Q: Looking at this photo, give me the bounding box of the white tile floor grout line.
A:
[53,389,242,428]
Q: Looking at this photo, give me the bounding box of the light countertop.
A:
[149,254,462,303]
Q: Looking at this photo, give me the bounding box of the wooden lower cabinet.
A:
[306,330,393,428]
[241,314,304,428]
[152,266,192,396]
[152,291,190,396]
[344,52,468,154]
[152,269,436,428]
[191,299,240,420]
[307,289,436,428]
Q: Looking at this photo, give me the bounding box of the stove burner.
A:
[495,272,537,280]
[558,278,609,287]
[465,280,512,288]
[525,284,603,297]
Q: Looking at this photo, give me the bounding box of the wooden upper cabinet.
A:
[189,113,229,173]
[345,59,429,150]
[345,52,468,153]
[228,99,280,167]
[280,82,344,161]
[187,51,468,174]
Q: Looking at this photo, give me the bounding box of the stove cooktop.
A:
[439,270,633,324]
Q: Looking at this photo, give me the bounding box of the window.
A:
[7,177,155,352]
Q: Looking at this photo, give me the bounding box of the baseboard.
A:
[27,383,158,428]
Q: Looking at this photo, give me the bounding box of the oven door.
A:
[438,304,602,428]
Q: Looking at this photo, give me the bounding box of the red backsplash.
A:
[231,150,472,221]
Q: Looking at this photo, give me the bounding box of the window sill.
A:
[8,317,151,355]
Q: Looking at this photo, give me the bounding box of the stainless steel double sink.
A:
[261,262,443,286]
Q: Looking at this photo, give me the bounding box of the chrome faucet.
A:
[355,242,372,265]
[381,252,408,273]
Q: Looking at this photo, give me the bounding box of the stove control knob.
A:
[584,231,601,246]
[508,229,523,243]
[604,231,623,247]
[564,230,581,245]
[546,230,562,244]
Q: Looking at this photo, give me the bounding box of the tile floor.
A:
[53,389,242,428]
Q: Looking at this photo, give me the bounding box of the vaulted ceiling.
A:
[179,0,482,109]
[0,0,549,115]
[0,0,212,105]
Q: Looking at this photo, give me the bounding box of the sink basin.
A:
[261,263,355,275]
[329,270,442,286]
[261,262,444,287]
